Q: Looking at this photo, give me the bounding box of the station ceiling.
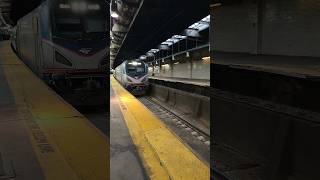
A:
[112,0,211,68]
[0,0,42,26]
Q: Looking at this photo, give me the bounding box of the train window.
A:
[54,17,105,39]
[55,18,82,38]
[136,67,145,73]
[126,64,146,76]
[85,18,105,33]
[57,18,81,24]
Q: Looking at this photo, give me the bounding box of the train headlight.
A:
[128,61,141,66]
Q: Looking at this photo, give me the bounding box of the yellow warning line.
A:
[111,77,210,180]
[0,41,109,180]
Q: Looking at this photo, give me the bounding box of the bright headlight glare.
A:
[128,61,141,66]
[111,12,119,18]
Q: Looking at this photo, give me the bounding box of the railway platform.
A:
[110,77,210,180]
[214,52,320,79]
[0,41,108,180]
[149,76,210,87]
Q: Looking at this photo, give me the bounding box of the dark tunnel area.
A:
[10,0,43,25]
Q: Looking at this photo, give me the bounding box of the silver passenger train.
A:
[114,60,149,95]
[12,0,108,106]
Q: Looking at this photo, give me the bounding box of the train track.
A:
[138,96,210,141]
[138,96,232,180]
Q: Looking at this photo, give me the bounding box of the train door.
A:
[32,16,41,74]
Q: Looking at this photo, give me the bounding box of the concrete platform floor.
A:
[0,41,108,180]
[110,86,147,180]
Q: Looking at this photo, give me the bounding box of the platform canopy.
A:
[0,0,45,27]
[111,0,211,68]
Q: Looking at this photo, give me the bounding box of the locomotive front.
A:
[49,0,108,105]
[124,60,149,95]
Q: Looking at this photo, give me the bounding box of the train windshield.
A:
[54,17,106,39]
[126,62,146,76]
[52,1,107,40]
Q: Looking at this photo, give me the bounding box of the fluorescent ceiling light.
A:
[59,4,71,9]
[146,52,154,57]
[139,55,147,60]
[172,35,186,39]
[161,34,185,47]
[128,61,141,66]
[111,12,119,18]
[71,2,87,11]
[161,42,173,46]
[202,56,210,62]
[88,4,100,10]
[148,49,159,53]
[188,15,210,31]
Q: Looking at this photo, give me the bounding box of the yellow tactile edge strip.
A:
[0,42,109,180]
[111,77,210,180]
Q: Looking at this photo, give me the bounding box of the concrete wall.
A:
[172,62,191,78]
[213,0,320,57]
[150,83,210,134]
[211,1,320,179]
[213,90,320,179]
[192,60,210,79]
[148,46,210,80]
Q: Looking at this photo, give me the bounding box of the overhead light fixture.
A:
[172,35,187,39]
[161,42,173,46]
[139,55,147,60]
[202,56,211,64]
[148,49,159,53]
[59,4,71,9]
[188,15,210,31]
[158,44,170,50]
[146,52,154,57]
[71,2,87,11]
[88,4,100,10]
[202,56,210,61]
[111,11,119,18]
[128,61,141,66]
[211,3,222,7]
